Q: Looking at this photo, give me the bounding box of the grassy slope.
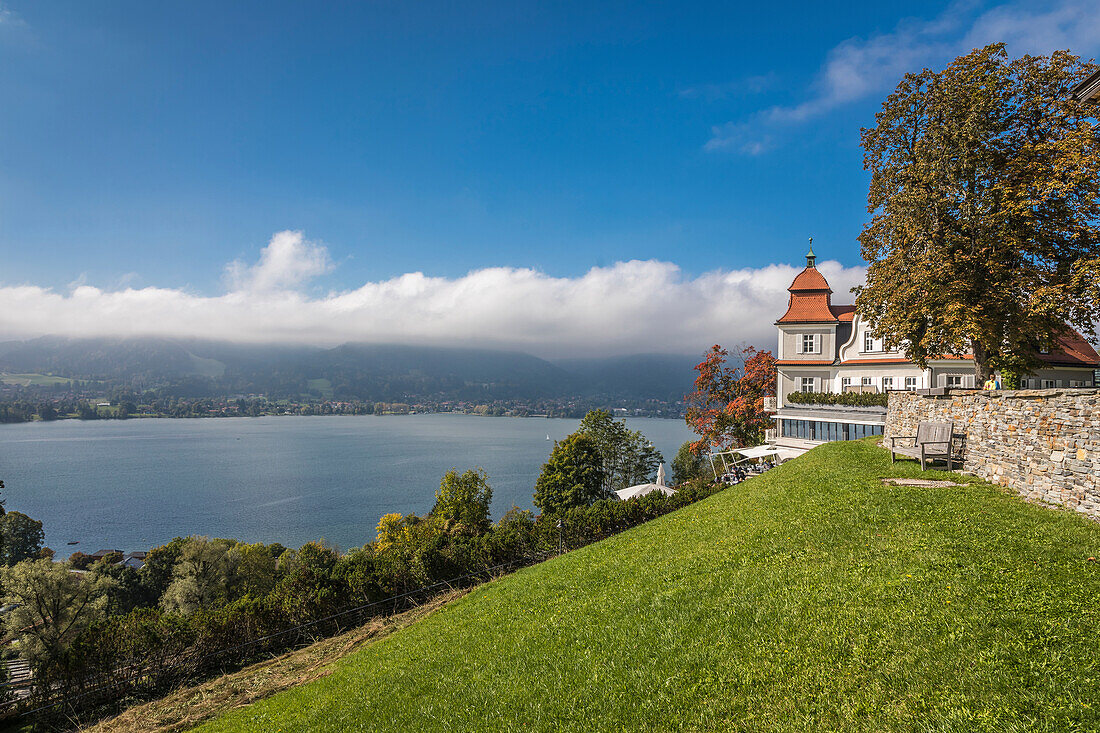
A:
[198,441,1100,732]
[81,592,464,733]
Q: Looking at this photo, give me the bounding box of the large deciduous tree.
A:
[160,536,236,615]
[856,44,1100,381]
[431,468,493,535]
[1,559,114,681]
[0,511,45,567]
[684,345,776,453]
[576,409,662,493]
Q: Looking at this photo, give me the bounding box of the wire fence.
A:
[0,481,722,729]
[0,549,555,727]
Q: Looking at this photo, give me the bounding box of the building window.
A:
[863,334,875,352]
[781,419,883,442]
[946,375,965,388]
[841,377,851,391]
[1041,379,1055,389]
[800,334,819,354]
[800,377,815,393]
[904,376,918,390]
[861,376,873,386]
[1070,380,1083,387]
[881,377,894,390]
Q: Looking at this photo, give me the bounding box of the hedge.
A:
[785,391,889,407]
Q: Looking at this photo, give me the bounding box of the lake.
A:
[0,415,695,557]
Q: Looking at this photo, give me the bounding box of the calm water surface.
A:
[0,415,694,556]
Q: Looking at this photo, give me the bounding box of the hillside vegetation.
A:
[198,440,1100,732]
[0,336,698,402]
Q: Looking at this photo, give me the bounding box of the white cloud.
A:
[0,233,866,357]
[224,230,333,292]
[704,122,775,155]
[679,73,777,101]
[707,0,1100,154]
[0,2,26,28]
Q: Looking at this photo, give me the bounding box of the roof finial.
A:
[806,237,816,267]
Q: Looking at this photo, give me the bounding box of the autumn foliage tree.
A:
[856,44,1100,382]
[684,345,776,453]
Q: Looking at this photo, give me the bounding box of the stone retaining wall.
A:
[885,389,1100,520]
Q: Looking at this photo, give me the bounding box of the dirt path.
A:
[80,591,465,733]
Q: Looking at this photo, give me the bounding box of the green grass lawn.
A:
[196,440,1100,732]
[0,372,72,387]
[306,378,334,398]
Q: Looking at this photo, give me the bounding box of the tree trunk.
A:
[971,339,994,384]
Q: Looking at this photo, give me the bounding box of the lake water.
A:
[0,415,695,557]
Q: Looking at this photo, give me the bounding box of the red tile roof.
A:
[831,305,856,322]
[1043,330,1100,367]
[789,267,831,292]
[776,265,838,324]
[840,355,972,365]
[777,293,837,324]
[838,358,914,365]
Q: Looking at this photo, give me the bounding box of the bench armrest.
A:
[889,435,915,448]
[919,440,951,448]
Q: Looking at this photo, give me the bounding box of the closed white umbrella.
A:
[656,463,666,487]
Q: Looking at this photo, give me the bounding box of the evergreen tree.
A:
[533,434,606,515]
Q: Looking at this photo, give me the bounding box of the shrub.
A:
[785,391,888,407]
[15,467,727,722]
[69,551,94,571]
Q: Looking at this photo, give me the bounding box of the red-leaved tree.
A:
[684,345,776,453]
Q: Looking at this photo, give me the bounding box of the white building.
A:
[772,249,1100,450]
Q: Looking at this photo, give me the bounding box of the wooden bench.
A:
[888,421,958,470]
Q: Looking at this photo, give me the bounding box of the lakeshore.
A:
[0,413,695,557]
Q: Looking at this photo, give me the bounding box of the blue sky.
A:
[0,1,1097,355]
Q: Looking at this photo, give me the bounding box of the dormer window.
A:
[800,334,820,354]
[863,334,875,352]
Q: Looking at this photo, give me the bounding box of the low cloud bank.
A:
[1,231,866,358]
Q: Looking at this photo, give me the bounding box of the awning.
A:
[732,445,780,459]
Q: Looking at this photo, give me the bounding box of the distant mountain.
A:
[552,353,701,402]
[0,337,576,401]
[0,336,702,403]
[0,336,231,382]
[289,343,579,401]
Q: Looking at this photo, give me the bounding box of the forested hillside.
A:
[0,336,701,404]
